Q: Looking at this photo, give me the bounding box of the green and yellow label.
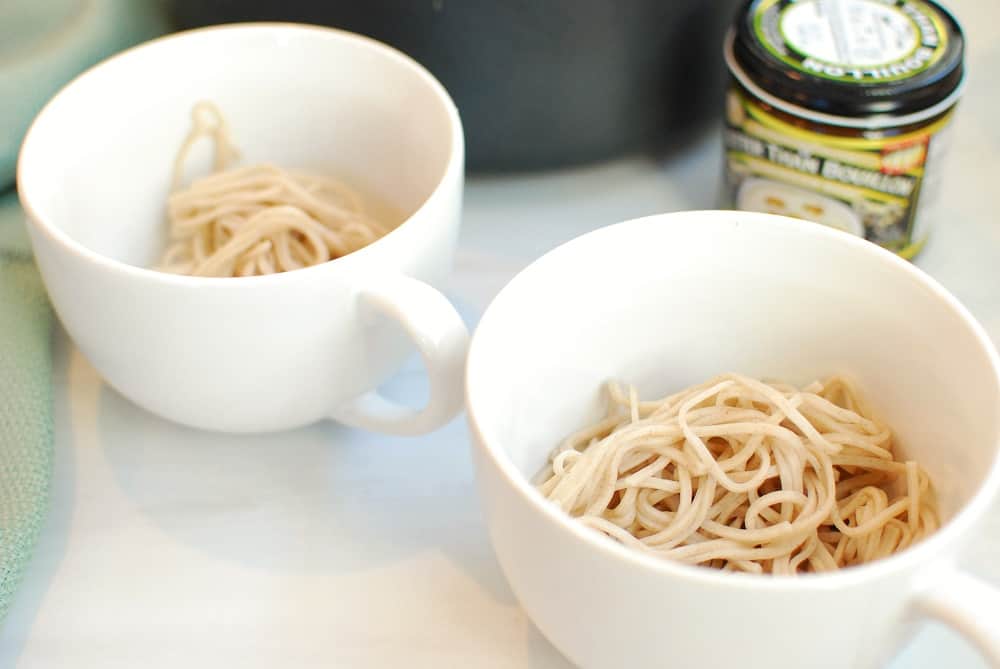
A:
[721,87,954,258]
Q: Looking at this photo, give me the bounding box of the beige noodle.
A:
[537,373,937,574]
[158,101,387,277]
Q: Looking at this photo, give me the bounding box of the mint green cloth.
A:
[0,0,165,621]
[0,193,52,621]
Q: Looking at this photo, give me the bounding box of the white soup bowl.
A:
[466,210,1000,669]
[19,24,467,435]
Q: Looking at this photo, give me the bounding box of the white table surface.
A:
[3,1,999,666]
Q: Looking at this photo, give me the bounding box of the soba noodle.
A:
[537,373,937,574]
[158,101,387,277]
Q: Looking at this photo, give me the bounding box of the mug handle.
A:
[328,273,469,436]
[911,564,1000,665]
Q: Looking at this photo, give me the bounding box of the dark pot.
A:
[170,0,741,172]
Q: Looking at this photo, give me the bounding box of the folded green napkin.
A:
[0,193,52,621]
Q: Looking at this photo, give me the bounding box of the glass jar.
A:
[720,0,965,259]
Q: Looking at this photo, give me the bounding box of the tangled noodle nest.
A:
[158,101,386,277]
[538,373,937,574]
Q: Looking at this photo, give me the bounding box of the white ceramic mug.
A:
[466,211,1000,668]
[18,24,468,435]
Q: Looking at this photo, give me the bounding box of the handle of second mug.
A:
[328,273,469,436]
[911,564,1000,666]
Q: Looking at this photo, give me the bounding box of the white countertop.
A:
[3,1,999,666]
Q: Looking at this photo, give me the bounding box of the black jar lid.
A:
[729,0,964,119]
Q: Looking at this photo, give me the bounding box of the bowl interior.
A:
[18,24,457,268]
[467,211,1000,525]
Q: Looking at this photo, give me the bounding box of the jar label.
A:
[754,0,949,83]
[721,86,954,258]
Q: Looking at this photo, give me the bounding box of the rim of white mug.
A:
[466,210,1000,591]
[16,22,464,287]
